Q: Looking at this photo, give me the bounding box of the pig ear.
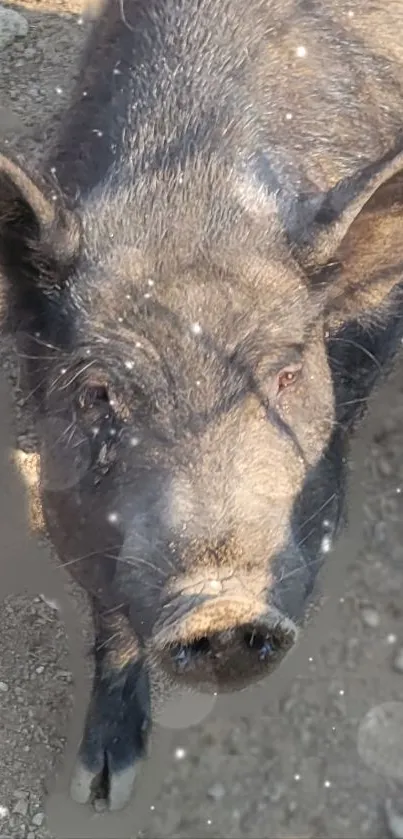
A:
[0,151,81,320]
[290,146,403,327]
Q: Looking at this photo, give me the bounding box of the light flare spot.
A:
[190,322,202,335]
[321,534,332,553]
[296,45,307,57]
[107,511,119,524]
[174,747,186,760]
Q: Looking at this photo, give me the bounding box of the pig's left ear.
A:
[290,145,403,329]
[0,151,81,323]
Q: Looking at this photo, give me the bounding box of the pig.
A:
[1,0,403,812]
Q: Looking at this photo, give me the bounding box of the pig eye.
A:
[78,381,110,411]
[276,365,302,395]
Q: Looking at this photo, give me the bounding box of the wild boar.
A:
[1,0,403,812]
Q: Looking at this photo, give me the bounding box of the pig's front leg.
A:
[70,602,151,811]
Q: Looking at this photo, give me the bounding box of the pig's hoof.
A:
[70,756,139,811]
[69,665,150,811]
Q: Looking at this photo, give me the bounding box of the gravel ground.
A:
[1,2,403,837]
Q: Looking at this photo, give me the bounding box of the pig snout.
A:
[149,589,298,692]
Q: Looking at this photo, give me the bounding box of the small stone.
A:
[39,594,61,611]
[93,798,107,813]
[27,833,36,839]
[24,46,36,58]
[360,606,380,628]
[57,670,72,682]
[0,681,8,692]
[269,782,286,802]
[393,648,403,673]
[0,805,9,818]
[207,783,226,801]
[35,666,44,674]
[32,812,44,826]
[0,6,29,50]
[385,798,403,838]
[13,790,28,799]
[13,799,28,816]
[378,457,393,476]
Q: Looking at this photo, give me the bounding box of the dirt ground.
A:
[1,2,403,837]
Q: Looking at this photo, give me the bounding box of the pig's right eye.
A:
[78,381,110,411]
[85,384,109,406]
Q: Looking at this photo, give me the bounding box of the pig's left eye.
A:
[276,365,302,395]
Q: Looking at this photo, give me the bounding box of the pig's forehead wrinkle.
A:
[76,254,312,358]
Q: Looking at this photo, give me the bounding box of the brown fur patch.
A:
[97,612,141,670]
[12,450,45,536]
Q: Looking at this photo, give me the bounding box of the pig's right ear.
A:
[0,152,81,323]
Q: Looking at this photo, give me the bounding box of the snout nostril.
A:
[243,626,278,661]
[191,636,211,655]
[171,636,212,671]
[243,622,293,660]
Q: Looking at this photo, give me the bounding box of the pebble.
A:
[0,6,29,50]
[385,798,403,838]
[27,833,36,839]
[378,457,393,476]
[31,812,44,826]
[207,783,226,801]
[13,798,28,816]
[39,594,61,612]
[393,648,403,673]
[0,682,9,692]
[360,606,380,628]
